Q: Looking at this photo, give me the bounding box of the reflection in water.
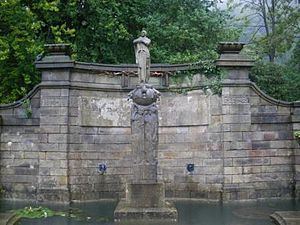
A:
[0,199,299,225]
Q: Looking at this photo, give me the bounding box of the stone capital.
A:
[216,42,254,68]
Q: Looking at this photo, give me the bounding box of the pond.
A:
[0,199,299,225]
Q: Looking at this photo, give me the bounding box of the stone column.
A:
[292,102,300,198]
[127,84,164,207]
[114,84,177,221]
[35,44,74,202]
[216,42,254,200]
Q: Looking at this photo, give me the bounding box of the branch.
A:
[249,25,265,41]
[241,0,261,8]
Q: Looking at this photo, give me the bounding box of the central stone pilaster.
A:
[114,84,177,221]
[130,84,159,183]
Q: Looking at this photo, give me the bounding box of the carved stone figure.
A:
[133,30,151,83]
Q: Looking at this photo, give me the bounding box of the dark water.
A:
[0,199,299,225]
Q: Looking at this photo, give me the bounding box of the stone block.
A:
[41,70,70,81]
[40,125,60,133]
[257,105,278,113]
[48,134,68,143]
[203,159,223,166]
[223,115,251,124]
[229,104,251,114]
[40,116,68,125]
[252,141,270,150]
[271,157,292,165]
[224,132,243,141]
[41,97,69,107]
[41,89,62,97]
[205,175,223,184]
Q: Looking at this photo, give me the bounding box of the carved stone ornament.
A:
[128,84,160,106]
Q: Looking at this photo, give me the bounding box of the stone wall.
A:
[0,43,299,202]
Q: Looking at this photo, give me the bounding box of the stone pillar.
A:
[127,84,163,206]
[292,102,300,199]
[35,44,74,202]
[131,93,159,183]
[216,42,254,200]
[114,84,177,221]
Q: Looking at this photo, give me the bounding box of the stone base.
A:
[126,182,165,208]
[114,200,178,222]
[270,211,300,225]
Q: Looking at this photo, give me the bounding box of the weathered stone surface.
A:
[0,42,299,203]
[159,90,209,126]
[80,96,131,126]
[79,91,209,127]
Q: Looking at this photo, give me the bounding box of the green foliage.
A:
[250,61,300,102]
[73,0,147,63]
[15,206,63,219]
[0,0,76,104]
[290,40,300,71]
[22,99,32,118]
[294,131,300,139]
[139,0,240,63]
[14,206,109,222]
[0,0,42,104]
[170,60,226,96]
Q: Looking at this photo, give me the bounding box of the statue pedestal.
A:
[114,183,177,221]
[113,84,178,221]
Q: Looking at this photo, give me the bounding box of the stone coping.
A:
[36,60,203,72]
[1,78,299,110]
[270,211,300,225]
[0,212,19,225]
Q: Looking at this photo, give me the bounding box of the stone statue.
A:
[114,31,177,221]
[133,30,151,83]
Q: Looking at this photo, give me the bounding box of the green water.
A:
[0,199,299,225]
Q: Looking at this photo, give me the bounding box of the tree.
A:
[230,0,300,62]
[0,0,239,103]
[0,0,75,104]
[138,0,239,63]
[73,0,148,63]
[74,0,239,64]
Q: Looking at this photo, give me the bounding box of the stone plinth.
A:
[115,182,177,221]
[114,200,178,221]
[126,183,165,208]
